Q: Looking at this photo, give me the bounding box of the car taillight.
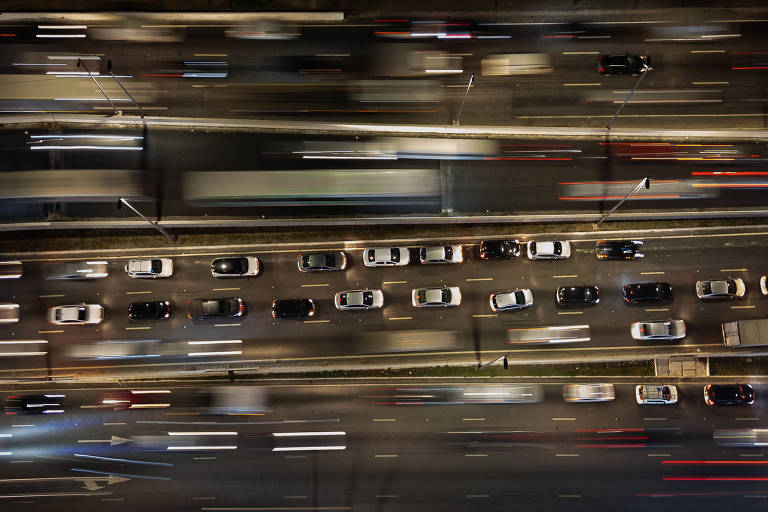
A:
[599,66,605,72]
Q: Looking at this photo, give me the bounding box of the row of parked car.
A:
[566,383,756,407]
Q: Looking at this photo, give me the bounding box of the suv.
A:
[125,258,174,279]
[556,285,599,306]
[298,251,347,272]
[622,282,672,305]
[272,298,316,319]
[597,53,651,75]
[630,320,686,340]
[479,239,520,260]
[419,245,463,264]
[187,298,245,320]
[596,240,644,261]
[704,384,755,406]
[635,385,678,405]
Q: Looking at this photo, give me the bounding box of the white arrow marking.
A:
[0,475,130,491]
[76,435,131,446]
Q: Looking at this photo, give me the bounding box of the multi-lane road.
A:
[0,381,766,511]
[1,225,767,379]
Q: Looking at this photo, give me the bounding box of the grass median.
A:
[710,356,768,376]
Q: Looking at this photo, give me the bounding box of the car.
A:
[480,239,520,260]
[129,300,171,320]
[622,282,673,305]
[597,53,651,75]
[211,256,261,278]
[695,278,746,300]
[5,394,65,414]
[419,245,463,264]
[187,298,245,319]
[596,240,644,260]
[459,384,543,404]
[46,261,108,280]
[761,275,768,295]
[298,251,347,272]
[563,383,615,402]
[0,260,22,279]
[272,298,316,319]
[363,247,410,267]
[635,385,678,405]
[125,258,173,279]
[527,240,571,260]
[334,289,384,310]
[556,285,599,306]
[704,384,755,406]
[630,320,686,340]
[0,303,19,324]
[411,287,462,307]
[714,428,768,448]
[48,304,104,325]
[100,389,172,410]
[490,289,533,312]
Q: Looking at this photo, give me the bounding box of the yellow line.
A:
[388,317,413,321]
[466,277,493,282]
[720,268,747,272]
[472,314,498,318]
[731,305,756,309]
[383,281,407,285]
[212,287,240,291]
[563,82,602,86]
[558,311,583,315]
[213,323,242,327]
[693,81,729,85]
[37,330,63,334]
[125,326,151,330]
[304,320,331,324]
[372,418,396,422]
[691,49,726,53]
[301,283,329,288]
[465,454,488,457]
[38,294,65,298]
[194,53,228,57]
[553,275,578,278]
[640,271,665,275]
[375,454,399,458]
[645,308,669,312]
[462,418,485,421]
[126,291,152,295]
[562,51,600,55]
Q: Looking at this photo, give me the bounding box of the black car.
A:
[480,239,520,260]
[188,298,245,319]
[704,384,755,406]
[5,394,65,414]
[272,298,316,319]
[129,300,171,321]
[210,256,260,278]
[623,282,673,305]
[597,53,651,75]
[298,251,347,272]
[556,285,600,306]
[596,240,644,261]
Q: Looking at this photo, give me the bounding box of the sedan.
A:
[563,383,615,402]
[211,256,261,277]
[363,247,410,267]
[129,300,171,321]
[596,240,644,260]
[187,298,245,320]
[334,289,384,310]
[490,289,533,312]
[704,384,755,406]
[272,298,316,319]
[695,278,746,300]
[0,260,22,279]
[635,385,678,405]
[0,303,19,324]
[761,275,768,295]
[622,282,673,305]
[527,240,571,260]
[630,320,686,341]
[5,394,65,414]
[556,285,599,306]
[298,251,347,272]
[597,53,651,75]
[419,245,463,264]
[47,261,108,280]
[100,389,171,410]
[125,258,173,279]
[48,304,104,325]
[411,287,461,307]
[480,239,520,260]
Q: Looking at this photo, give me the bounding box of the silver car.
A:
[47,261,108,280]
[695,278,746,300]
[490,289,533,312]
[334,289,384,310]
[363,247,410,267]
[563,383,615,402]
[418,245,463,264]
[0,303,19,324]
[630,320,686,341]
[125,258,174,279]
[411,287,462,307]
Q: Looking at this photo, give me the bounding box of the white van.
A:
[635,385,678,405]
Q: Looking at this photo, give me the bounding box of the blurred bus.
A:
[0,169,146,201]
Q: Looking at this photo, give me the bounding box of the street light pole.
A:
[77,59,118,116]
[117,197,177,243]
[476,354,508,370]
[593,177,650,230]
[606,61,652,130]
[107,60,146,118]
[453,73,475,126]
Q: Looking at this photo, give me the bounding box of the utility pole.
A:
[606,59,652,130]
[77,59,118,116]
[453,73,475,126]
[107,60,146,118]
[117,197,177,243]
[593,177,650,229]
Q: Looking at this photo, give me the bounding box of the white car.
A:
[363,247,410,267]
[527,240,571,260]
[418,245,463,264]
[0,303,19,324]
[563,383,615,402]
[411,287,461,307]
[762,275,768,295]
[635,385,678,405]
[695,278,745,300]
[47,261,108,280]
[334,289,384,310]
[48,304,104,325]
[125,258,174,279]
[630,320,686,341]
[490,289,533,312]
[0,260,22,279]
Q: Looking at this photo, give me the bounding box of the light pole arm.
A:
[593,177,649,229]
[118,197,177,243]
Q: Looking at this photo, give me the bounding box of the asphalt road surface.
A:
[0,381,766,512]
[1,226,767,378]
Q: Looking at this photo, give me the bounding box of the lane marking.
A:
[388,316,412,321]
[558,311,583,315]
[283,495,307,499]
[126,290,152,295]
[552,417,576,421]
[465,454,488,457]
[383,281,407,285]
[462,418,485,421]
[301,283,329,288]
[741,454,765,457]
[472,314,498,318]
[125,326,151,331]
[643,418,667,421]
[374,454,398,458]
[103,422,125,426]
[194,53,227,57]
[691,49,727,53]
[193,457,217,460]
[303,319,331,324]
[37,330,63,334]
[212,287,240,291]
[732,305,756,309]
[640,271,665,275]
[38,294,65,298]
[721,268,747,272]
[648,453,671,457]
[736,417,760,421]
[557,494,582,499]
[372,419,396,422]
[693,81,729,85]
[553,275,578,278]
[466,277,493,282]
[466,494,490,498]
[645,307,669,312]
[375,494,398,498]
[214,323,242,327]
[562,51,599,55]
[556,453,580,457]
